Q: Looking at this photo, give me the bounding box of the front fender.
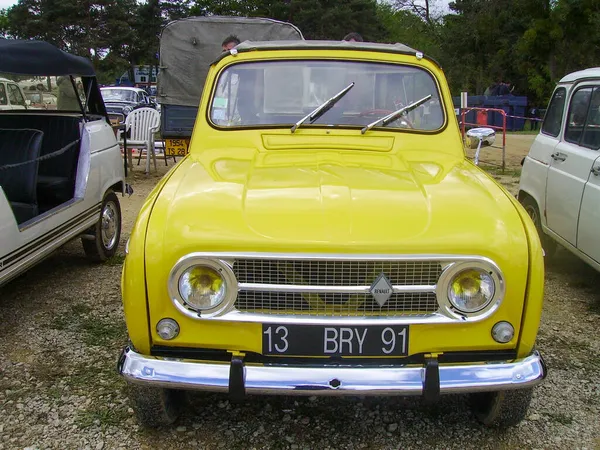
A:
[121,161,183,354]
[505,192,545,358]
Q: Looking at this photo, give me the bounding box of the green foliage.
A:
[2,0,600,108]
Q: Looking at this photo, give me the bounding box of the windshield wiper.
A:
[360,95,432,134]
[291,82,355,133]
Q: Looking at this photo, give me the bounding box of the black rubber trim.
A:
[422,356,440,403]
[150,346,518,366]
[229,356,246,401]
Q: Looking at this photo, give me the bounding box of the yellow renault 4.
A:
[118,40,546,427]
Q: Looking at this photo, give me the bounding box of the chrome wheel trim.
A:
[101,201,119,250]
[525,204,538,224]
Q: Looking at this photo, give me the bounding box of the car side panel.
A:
[545,141,598,245]
[0,118,124,286]
[577,155,600,265]
[519,133,555,221]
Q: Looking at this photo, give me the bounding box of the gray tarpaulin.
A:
[158,16,303,107]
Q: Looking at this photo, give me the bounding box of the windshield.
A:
[0,74,85,111]
[101,89,136,103]
[209,60,444,131]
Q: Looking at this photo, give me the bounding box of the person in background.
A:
[343,32,363,42]
[56,76,80,111]
[529,107,540,131]
[222,35,241,52]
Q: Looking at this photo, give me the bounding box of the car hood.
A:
[145,146,528,267]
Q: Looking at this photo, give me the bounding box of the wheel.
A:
[82,191,122,262]
[470,388,533,427]
[520,195,556,258]
[128,385,184,428]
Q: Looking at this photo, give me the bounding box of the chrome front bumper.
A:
[118,347,546,397]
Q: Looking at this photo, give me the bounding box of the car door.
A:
[576,93,600,264]
[545,84,600,246]
[0,83,9,110]
[7,83,26,110]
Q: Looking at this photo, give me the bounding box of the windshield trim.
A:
[205,58,447,135]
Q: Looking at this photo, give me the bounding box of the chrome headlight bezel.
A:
[168,257,238,318]
[122,105,134,115]
[436,259,504,320]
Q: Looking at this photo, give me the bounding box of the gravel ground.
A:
[1,137,599,450]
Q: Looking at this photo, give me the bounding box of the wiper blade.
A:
[291,82,355,133]
[361,95,432,134]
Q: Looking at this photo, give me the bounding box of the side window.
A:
[0,84,7,105]
[581,87,600,149]
[565,87,593,145]
[542,87,566,137]
[7,84,25,106]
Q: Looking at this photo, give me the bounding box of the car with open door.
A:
[119,40,546,428]
[519,67,600,271]
[0,39,126,287]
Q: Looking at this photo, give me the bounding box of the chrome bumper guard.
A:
[118,347,546,397]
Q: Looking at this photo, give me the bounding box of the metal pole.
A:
[502,111,506,173]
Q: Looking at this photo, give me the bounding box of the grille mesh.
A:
[232,259,442,316]
[233,259,442,286]
[235,291,438,315]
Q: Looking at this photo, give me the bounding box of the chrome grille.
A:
[236,291,438,315]
[232,258,442,317]
[233,259,442,286]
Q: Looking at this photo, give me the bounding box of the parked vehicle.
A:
[100,86,156,121]
[119,40,546,428]
[157,16,303,156]
[25,92,58,110]
[519,67,600,271]
[0,39,126,287]
[0,77,29,110]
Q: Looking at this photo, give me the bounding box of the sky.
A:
[0,0,16,9]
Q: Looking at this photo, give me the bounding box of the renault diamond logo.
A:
[370,273,394,306]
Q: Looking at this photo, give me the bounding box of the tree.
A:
[189,0,387,41]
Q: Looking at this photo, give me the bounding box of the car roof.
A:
[214,40,438,68]
[101,86,144,92]
[559,67,600,83]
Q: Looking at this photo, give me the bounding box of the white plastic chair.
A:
[118,107,160,174]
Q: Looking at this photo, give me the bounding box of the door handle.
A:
[551,152,567,162]
[592,166,600,176]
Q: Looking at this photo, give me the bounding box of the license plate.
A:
[262,324,409,357]
[164,138,190,156]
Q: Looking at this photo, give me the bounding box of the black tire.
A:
[128,385,185,428]
[82,191,122,262]
[470,388,533,427]
[520,195,556,259]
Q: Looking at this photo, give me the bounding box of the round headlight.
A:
[178,265,226,311]
[123,105,133,115]
[448,268,495,313]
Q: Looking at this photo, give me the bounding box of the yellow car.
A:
[118,41,546,428]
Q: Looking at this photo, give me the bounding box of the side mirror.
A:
[466,127,496,165]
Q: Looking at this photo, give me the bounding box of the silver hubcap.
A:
[525,205,538,224]
[101,201,119,250]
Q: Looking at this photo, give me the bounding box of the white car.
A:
[0,77,28,110]
[518,67,600,271]
[0,39,127,286]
